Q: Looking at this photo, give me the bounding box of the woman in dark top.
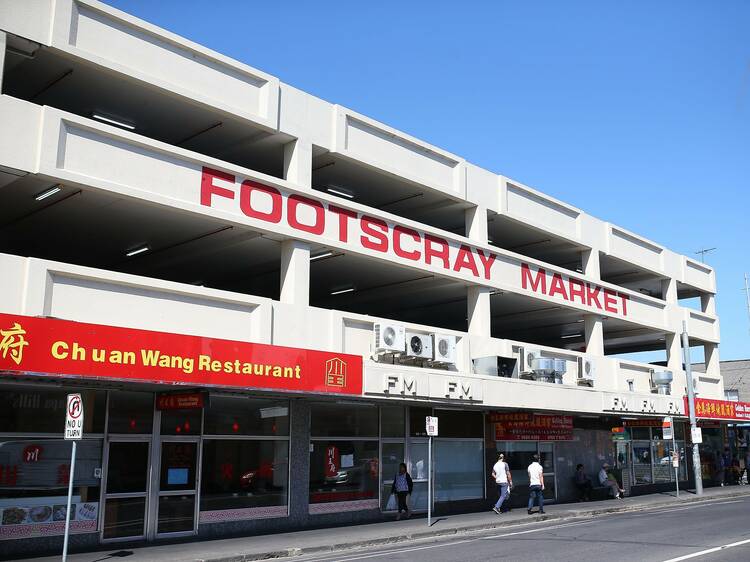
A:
[391,462,414,519]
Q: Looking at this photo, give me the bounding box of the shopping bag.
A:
[386,493,397,511]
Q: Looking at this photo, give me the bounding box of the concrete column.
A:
[465,205,488,244]
[584,315,604,356]
[700,293,717,315]
[288,400,311,526]
[661,278,678,303]
[582,249,600,279]
[467,286,492,337]
[666,332,682,371]
[280,239,310,306]
[283,138,312,189]
[704,343,720,377]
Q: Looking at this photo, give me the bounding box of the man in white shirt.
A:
[491,452,513,514]
[527,454,545,515]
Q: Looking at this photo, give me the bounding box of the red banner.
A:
[685,397,750,421]
[0,313,362,396]
[492,413,573,441]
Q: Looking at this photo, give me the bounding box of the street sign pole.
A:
[62,440,77,562]
[62,393,84,562]
[681,321,703,496]
[672,429,679,497]
[425,416,438,527]
[428,434,432,527]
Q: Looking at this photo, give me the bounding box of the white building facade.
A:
[0,0,730,555]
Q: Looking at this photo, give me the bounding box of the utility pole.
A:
[694,248,716,263]
[681,321,703,495]
[744,273,750,335]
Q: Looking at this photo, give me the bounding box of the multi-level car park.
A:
[0,0,728,554]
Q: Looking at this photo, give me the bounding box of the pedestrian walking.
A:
[598,463,624,499]
[491,452,513,514]
[527,454,545,515]
[390,462,413,520]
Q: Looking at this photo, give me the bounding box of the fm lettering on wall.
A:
[0,313,363,396]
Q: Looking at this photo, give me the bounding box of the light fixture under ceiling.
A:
[92,112,136,130]
[326,185,354,199]
[330,286,355,296]
[561,333,582,339]
[310,251,334,261]
[34,185,62,201]
[125,244,150,257]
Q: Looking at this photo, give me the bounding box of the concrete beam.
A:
[467,286,491,337]
[584,314,604,356]
[284,138,312,189]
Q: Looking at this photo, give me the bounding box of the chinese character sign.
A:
[493,413,573,441]
[686,397,750,421]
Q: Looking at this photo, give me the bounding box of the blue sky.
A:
[107,0,749,361]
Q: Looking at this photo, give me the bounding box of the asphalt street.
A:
[289,496,750,562]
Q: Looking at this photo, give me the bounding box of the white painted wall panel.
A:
[505,182,580,239]
[0,0,53,44]
[48,273,263,342]
[684,259,714,292]
[609,227,663,272]
[51,0,278,128]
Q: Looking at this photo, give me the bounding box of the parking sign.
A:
[426,416,438,436]
[64,393,84,440]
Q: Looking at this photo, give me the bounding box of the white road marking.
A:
[660,538,750,562]
[630,499,745,516]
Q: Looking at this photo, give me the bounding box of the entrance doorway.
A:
[100,392,202,542]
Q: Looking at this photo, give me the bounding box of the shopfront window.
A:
[633,441,653,484]
[0,438,102,534]
[200,440,289,512]
[496,441,557,500]
[160,409,202,436]
[309,440,379,504]
[310,403,378,505]
[409,407,432,437]
[204,396,289,436]
[107,391,153,434]
[381,406,405,438]
[0,386,105,434]
[311,403,377,438]
[434,441,484,501]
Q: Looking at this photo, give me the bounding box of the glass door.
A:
[380,441,405,511]
[102,440,151,541]
[153,440,199,537]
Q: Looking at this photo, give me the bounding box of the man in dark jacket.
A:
[391,462,413,519]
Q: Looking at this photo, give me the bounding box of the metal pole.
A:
[427,435,432,527]
[744,273,750,335]
[672,429,679,497]
[682,320,703,495]
[62,440,77,562]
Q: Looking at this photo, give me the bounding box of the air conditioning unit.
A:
[577,356,596,386]
[518,347,539,379]
[405,332,433,359]
[432,334,457,365]
[373,322,406,354]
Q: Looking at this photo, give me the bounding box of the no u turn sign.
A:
[64,393,84,440]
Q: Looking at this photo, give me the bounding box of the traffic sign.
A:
[64,393,84,440]
[691,427,703,444]
[426,416,438,436]
[662,417,673,440]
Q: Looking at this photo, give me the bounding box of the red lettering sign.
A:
[156,393,205,410]
[492,413,573,441]
[521,263,629,317]
[687,397,750,421]
[325,445,340,478]
[0,313,362,396]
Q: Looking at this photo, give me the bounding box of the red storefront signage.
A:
[491,412,574,441]
[623,418,664,427]
[0,313,363,395]
[325,445,340,478]
[156,393,205,410]
[685,397,750,421]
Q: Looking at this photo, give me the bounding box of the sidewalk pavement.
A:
[21,486,750,562]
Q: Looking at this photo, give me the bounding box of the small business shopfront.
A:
[0,312,365,550]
